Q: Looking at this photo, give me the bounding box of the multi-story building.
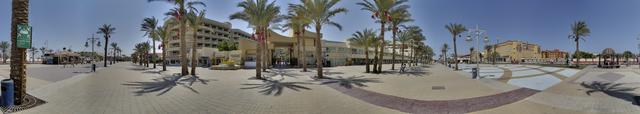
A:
[488,40,542,63]
[542,49,567,59]
[164,18,251,66]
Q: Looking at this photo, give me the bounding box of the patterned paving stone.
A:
[326,82,540,114]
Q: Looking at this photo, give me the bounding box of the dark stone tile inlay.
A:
[328,84,539,114]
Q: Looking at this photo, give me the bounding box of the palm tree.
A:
[445,23,467,70]
[10,0,29,104]
[387,4,412,70]
[186,5,206,75]
[141,17,159,69]
[149,0,205,76]
[230,0,283,79]
[398,30,413,67]
[156,25,171,71]
[110,43,118,65]
[348,29,377,73]
[97,24,115,67]
[293,0,348,78]
[408,26,425,66]
[357,0,408,73]
[282,5,311,71]
[0,41,9,64]
[441,43,449,65]
[569,21,590,67]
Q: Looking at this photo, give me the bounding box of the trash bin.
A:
[1,79,14,107]
[472,68,478,79]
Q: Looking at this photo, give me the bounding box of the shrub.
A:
[222,60,235,66]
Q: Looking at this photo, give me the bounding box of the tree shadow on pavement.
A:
[122,74,215,96]
[240,79,312,96]
[580,81,639,106]
[318,76,381,89]
[264,68,301,79]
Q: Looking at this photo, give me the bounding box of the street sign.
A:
[16,24,31,49]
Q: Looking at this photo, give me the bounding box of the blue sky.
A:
[2,0,640,56]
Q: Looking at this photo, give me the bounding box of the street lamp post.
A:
[465,25,487,79]
[86,34,101,63]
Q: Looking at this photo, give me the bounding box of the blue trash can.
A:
[1,79,14,107]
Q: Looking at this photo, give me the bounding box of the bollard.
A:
[472,68,478,79]
[1,79,14,107]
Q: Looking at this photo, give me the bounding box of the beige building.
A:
[237,30,412,68]
[488,40,542,63]
[164,18,251,66]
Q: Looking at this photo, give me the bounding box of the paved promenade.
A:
[6,62,640,114]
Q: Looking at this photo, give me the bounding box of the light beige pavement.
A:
[475,65,640,114]
[19,63,403,114]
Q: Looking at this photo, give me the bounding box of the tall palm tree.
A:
[10,0,29,104]
[357,0,408,73]
[141,17,159,69]
[187,5,206,75]
[348,29,377,73]
[398,30,413,67]
[407,26,425,66]
[149,0,204,76]
[230,0,283,79]
[445,23,467,70]
[156,25,171,71]
[293,0,348,78]
[569,21,590,67]
[110,43,118,65]
[97,24,115,67]
[441,43,449,65]
[282,5,311,71]
[387,4,412,70]
[0,41,9,64]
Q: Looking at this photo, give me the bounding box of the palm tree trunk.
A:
[255,28,263,79]
[262,36,268,72]
[296,32,301,68]
[365,47,370,73]
[162,40,167,71]
[391,27,397,70]
[9,0,28,104]
[152,41,156,69]
[575,38,580,67]
[191,29,197,75]
[373,42,379,73]
[302,37,307,72]
[179,5,188,76]
[378,22,386,72]
[453,36,459,70]
[315,26,324,78]
[401,45,405,68]
[104,37,109,67]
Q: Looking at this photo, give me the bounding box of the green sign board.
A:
[17,23,31,49]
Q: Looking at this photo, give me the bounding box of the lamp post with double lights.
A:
[465,25,488,79]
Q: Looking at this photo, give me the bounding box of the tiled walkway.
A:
[459,64,580,90]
